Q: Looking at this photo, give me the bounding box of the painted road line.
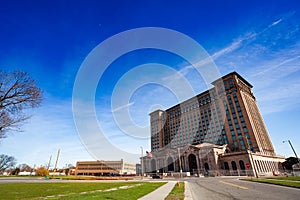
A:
[219,181,248,190]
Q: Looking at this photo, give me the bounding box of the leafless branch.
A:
[0,70,42,138]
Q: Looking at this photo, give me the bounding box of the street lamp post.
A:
[178,148,182,178]
[140,146,143,180]
[283,140,299,160]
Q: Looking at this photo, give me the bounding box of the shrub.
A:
[35,166,49,176]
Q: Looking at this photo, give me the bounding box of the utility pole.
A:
[47,155,52,170]
[54,149,60,175]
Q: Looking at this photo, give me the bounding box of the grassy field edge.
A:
[243,177,300,189]
[165,182,185,200]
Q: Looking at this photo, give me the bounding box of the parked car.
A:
[152,174,161,179]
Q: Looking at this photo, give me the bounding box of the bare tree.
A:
[18,163,33,172]
[0,70,42,138]
[0,154,17,173]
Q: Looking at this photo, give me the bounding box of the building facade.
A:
[144,72,284,176]
[75,159,136,176]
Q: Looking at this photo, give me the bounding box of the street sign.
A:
[246,163,251,168]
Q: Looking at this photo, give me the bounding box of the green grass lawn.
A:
[165,182,185,200]
[267,176,300,181]
[49,175,134,180]
[245,177,300,188]
[0,175,134,180]
[0,181,166,200]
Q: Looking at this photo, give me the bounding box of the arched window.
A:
[224,162,229,170]
[231,161,237,170]
[239,160,245,170]
[188,154,197,173]
[167,157,174,172]
[204,163,209,170]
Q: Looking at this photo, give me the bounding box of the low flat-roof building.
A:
[75,159,136,176]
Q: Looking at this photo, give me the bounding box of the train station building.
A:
[142,72,285,177]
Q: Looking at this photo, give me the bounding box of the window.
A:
[204,163,209,170]
[239,160,245,170]
[224,162,229,170]
[231,161,237,170]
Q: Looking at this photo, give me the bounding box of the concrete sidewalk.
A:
[138,181,177,200]
[184,181,193,200]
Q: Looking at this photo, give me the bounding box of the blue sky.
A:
[0,0,300,168]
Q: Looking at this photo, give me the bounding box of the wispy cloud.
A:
[211,33,258,60]
[270,18,282,27]
[111,102,135,112]
[165,21,276,83]
[175,13,300,116]
[250,55,300,79]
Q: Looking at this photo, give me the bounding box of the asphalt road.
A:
[187,177,300,200]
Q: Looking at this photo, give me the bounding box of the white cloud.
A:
[111,101,135,112]
[270,18,282,27]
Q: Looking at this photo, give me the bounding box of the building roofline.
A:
[149,109,165,115]
[212,71,253,88]
[149,72,253,115]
